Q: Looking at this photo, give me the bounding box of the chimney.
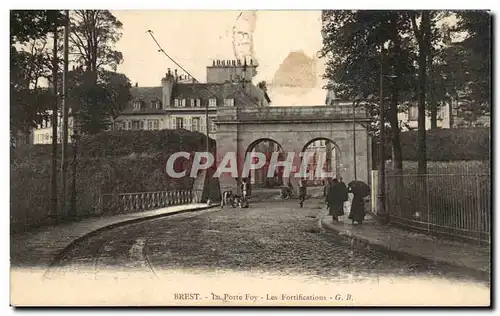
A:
[222,60,225,66]
[174,69,178,78]
[167,68,171,76]
[217,60,220,66]
[237,59,241,66]
[212,60,216,66]
[232,60,236,66]
[135,82,138,87]
[250,59,253,65]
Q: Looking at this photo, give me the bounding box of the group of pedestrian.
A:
[324,177,366,225]
[221,178,250,208]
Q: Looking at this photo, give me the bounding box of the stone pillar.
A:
[215,124,239,194]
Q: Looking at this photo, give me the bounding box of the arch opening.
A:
[300,137,342,187]
[244,138,286,191]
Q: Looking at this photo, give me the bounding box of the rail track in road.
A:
[43,200,489,286]
[44,207,222,280]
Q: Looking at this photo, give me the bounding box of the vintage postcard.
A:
[10,9,491,307]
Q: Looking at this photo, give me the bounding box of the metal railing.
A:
[98,189,204,214]
[386,173,491,243]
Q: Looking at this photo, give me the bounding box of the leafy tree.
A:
[69,10,123,79]
[320,10,416,173]
[68,68,132,135]
[10,11,64,141]
[68,10,125,133]
[454,11,491,111]
[10,10,64,44]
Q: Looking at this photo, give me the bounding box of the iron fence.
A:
[98,189,204,215]
[386,173,491,243]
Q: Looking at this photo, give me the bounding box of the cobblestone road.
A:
[49,200,484,284]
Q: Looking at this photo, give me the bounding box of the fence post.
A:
[426,174,430,234]
[475,174,481,243]
[98,187,102,215]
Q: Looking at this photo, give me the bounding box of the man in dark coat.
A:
[338,177,349,214]
[326,178,345,222]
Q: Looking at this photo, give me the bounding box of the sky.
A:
[111,10,328,105]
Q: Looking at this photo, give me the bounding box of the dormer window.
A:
[152,100,161,109]
[224,98,234,107]
[190,99,201,107]
[133,101,141,111]
[209,98,217,107]
[174,99,186,107]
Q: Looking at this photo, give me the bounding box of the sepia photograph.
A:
[9,7,492,307]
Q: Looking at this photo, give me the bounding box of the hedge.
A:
[11,129,216,232]
[382,127,491,161]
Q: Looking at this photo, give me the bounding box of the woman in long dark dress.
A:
[347,181,370,224]
[327,179,344,222]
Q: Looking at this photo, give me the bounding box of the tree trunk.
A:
[389,14,405,217]
[417,12,429,175]
[389,14,404,172]
[428,45,438,129]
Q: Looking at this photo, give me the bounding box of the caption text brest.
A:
[173,292,353,302]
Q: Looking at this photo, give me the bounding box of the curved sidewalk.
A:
[320,214,490,281]
[11,203,217,271]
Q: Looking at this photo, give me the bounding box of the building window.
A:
[208,117,216,133]
[147,119,159,130]
[191,99,201,107]
[209,98,217,107]
[192,117,200,132]
[408,105,418,121]
[181,99,186,107]
[133,101,141,111]
[437,106,446,119]
[224,98,234,107]
[114,121,123,130]
[131,120,141,130]
[152,100,161,109]
[176,117,184,129]
[174,99,179,107]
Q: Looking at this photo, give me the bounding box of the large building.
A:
[113,59,270,139]
[30,59,270,144]
[325,94,490,131]
[32,111,76,145]
[399,101,490,130]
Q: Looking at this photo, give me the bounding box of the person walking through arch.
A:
[298,178,307,208]
[240,178,249,208]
